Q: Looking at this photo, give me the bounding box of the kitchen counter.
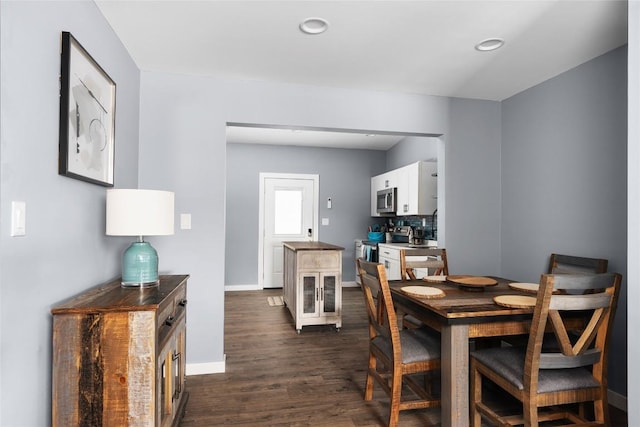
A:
[378,241,438,249]
[283,241,345,251]
[377,242,439,281]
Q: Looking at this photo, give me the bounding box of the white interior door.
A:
[259,173,318,289]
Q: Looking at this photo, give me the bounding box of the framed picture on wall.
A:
[58,31,116,187]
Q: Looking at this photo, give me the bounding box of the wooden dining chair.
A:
[400,248,449,281]
[400,248,448,329]
[470,272,622,427]
[502,252,610,347]
[548,253,608,275]
[356,258,441,427]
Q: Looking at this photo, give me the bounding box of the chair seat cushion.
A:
[471,347,599,393]
[403,314,423,328]
[372,327,440,364]
[502,332,567,350]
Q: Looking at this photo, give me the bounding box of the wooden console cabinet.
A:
[283,242,343,333]
[51,274,189,427]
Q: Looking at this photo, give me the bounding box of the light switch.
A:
[180,213,192,230]
[11,201,26,236]
[322,218,329,226]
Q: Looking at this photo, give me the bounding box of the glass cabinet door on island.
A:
[300,273,340,319]
[302,274,319,316]
[322,274,337,313]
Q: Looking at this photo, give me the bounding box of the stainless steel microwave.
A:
[376,187,397,215]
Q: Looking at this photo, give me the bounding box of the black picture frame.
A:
[58,31,116,186]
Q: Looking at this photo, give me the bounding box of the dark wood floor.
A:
[180,287,627,426]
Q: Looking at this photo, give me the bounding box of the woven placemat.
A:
[423,275,446,282]
[507,282,539,293]
[401,286,445,299]
[447,275,498,287]
[508,282,560,294]
[493,295,536,308]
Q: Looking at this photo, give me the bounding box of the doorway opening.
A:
[224,123,445,291]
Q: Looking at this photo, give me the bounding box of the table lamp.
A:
[106,189,175,287]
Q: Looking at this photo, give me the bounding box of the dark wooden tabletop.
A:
[390,276,535,325]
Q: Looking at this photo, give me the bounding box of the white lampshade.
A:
[106,189,175,236]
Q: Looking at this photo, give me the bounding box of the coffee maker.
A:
[393,225,426,246]
[412,227,425,245]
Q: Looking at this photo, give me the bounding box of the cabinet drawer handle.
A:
[165,315,175,327]
[172,351,182,398]
[178,299,187,307]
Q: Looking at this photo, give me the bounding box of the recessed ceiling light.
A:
[299,17,329,35]
[475,38,505,52]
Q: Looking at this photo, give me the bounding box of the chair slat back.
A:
[357,259,400,344]
[400,248,448,281]
[524,272,621,390]
[548,253,608,275]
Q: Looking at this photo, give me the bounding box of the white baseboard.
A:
[186,357,226,376]
[225,284,260,291]
[226,282,360,291]
[608,389,627,412]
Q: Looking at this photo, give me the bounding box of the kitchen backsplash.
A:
[398,215,437,240]
[371,214,437,240]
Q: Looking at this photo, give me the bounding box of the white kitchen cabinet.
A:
[396,161,438,215]
[283,242,343,333]
[378,243,434,280]
[371,161,437,216]
[378,244,402,281]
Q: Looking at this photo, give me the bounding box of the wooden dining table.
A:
[389,276,539,427]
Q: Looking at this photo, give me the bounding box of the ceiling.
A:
[95,0,628,149]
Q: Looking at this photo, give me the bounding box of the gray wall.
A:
[445,98,503,275]
[386,135,439,169]
[627,3,639,423]
[501,46,628,395]
[225,143,385,285]
[0,2,141,425]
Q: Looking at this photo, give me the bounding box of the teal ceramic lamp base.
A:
[121,239,159,288]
